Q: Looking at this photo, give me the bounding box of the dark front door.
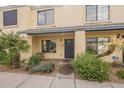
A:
[64,39,74,58]
[123,51,124,63]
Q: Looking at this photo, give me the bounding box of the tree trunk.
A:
[97,45,115,58]
[11,53,20,69]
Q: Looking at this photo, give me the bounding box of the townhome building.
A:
[0,5,124,63]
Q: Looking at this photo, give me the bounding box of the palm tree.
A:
[0,29,30,68]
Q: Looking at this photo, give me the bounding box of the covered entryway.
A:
[18,26,86,60]
[64,39,74,58]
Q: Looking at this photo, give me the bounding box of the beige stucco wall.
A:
[31,5,124,28]
[75,31,86,57]
[110,5,124,23]
[0,6,32,33]
[0,5,124,63]
[31,5,84,28]
[55,6,84,27]
[21,30,124,64]
[0,5,124,32]
[29,33,74,59]
[83,5,124,24]
[20,35,33,62]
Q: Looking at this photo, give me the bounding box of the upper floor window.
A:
[37,9,54,26]
[86,5,109,22]
[3,9,17,26]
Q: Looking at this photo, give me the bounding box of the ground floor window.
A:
[42,40,56,53]
[86,37,109,55]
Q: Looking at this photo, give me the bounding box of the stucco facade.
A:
[0,5,124,63]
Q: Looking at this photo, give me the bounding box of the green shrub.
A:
[72,53,110,82]
[86,48,97,55]
[116,70,124,79]
[0,50,9,66]
[0,31,30,68]
[30,63,55,73]
[28,54,41,68]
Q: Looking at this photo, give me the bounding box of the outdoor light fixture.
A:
[117,34,120,38]
[122,35,124,38]
[60,38,62,42]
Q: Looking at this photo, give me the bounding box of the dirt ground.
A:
[0,63,124,84]
[109,63,124,84]
[0,65,57,77]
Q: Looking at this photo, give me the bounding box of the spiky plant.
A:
[0,29,30,68]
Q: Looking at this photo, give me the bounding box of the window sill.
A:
[84,20,112,25]
[36,24,56,29]
[42,52,56,54]
[2,25,19,29]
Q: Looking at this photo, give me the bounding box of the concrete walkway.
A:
[0,72,124,88]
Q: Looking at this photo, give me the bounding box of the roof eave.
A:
[18,23,124,35]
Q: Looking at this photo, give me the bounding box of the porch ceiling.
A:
[18,23,124,35]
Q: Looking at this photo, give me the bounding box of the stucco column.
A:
[75,31,86,58]
[20,35,33,62]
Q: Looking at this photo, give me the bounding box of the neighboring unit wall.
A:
[1,5,124,61]
[1,5,124,33]
[110,5,124,23]
[55,6,84,27]
[32,33,74,59]
[31,5,84,28]
[75,31,86,57]
[32,5,124,28]
[83,5,124,24]
[86,30,124,63]
[20,35,33,62]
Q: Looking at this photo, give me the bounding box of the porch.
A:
[18,24,124,63]
[20,31,86,60]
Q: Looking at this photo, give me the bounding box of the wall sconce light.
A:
[117,34,120,38]
[60,38,62,42]
[122,35,124,38]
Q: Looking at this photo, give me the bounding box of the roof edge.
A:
[18,23,124,35]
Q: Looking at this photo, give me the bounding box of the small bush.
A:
[116,70,124,79]
[72,53,110,82]
[28,54,41,68]
[30,63,54,73]
[36,52,45,59]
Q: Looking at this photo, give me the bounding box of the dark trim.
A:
[122,51,124,63]
[28,31,75,35]
[96,5,98,21]
[18,23,124,35]
[85,5,88,22]
[85,28,124,32]
[108,5,110,20]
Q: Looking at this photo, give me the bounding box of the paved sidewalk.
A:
[0,72,124,88]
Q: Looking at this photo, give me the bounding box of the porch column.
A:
[20,35,33,62]
[75,31,86,58]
